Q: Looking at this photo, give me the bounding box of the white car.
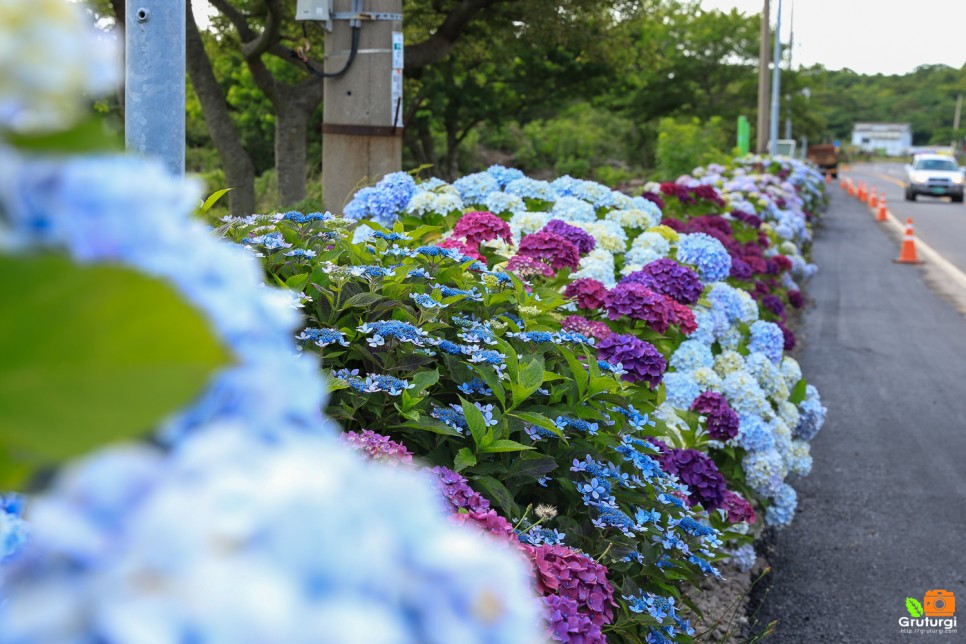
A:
[904,154,965,202]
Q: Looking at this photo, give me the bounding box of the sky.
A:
[697,0,966,76]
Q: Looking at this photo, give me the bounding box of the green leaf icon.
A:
[906,597,924,618]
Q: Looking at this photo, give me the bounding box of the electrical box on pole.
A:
[321,0,404,215]
[296,0,332,22]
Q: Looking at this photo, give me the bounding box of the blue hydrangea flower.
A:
[570,180,615,208]
[343,172,416,226]
[550,196,597,223]
[766,483,798,526]
[554,416,599,436]
[737,414,775,452]
[742,449,785,497]
[243,231,291,250]
[485,164,525,188]
[504,177,558,202]
[410,292,447,309]
[457,379,492,396]
[357,320,432,347]
[453,172,499,204]
[670,340,714,372]
[726,544,757,572]
[296,327,349,348]
[483,191,525,215]
[748,320,785,364]
[676,233,732,283]
[794,384,827,441]
[663,372,701,409]
[1,493,28,562]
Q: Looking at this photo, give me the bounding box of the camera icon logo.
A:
[924,589,956,617]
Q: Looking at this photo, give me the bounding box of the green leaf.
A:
[479,439,534,454]
[506,454,558,480]
[4,115,122,153]
[453,447,477,472]
[519,355,545,390]
[558,346,588,397]
[199,188,232,215]
[0,254,230,463]
[472,474,520,519]
[460,396,488,449]
[341,292,386,309]
[473,365,506,409]
[402,420,462,436]
[789,378,808,404]
[410,369,439,394]
[906,597,924,618]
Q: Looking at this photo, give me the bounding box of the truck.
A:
[806,144,839,178]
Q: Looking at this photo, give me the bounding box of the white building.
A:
[851,123,912,156]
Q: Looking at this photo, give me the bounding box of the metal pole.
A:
[756,0,771,154]
[954,94,962,132]
[769,0,783,156]
[125,0,186,176]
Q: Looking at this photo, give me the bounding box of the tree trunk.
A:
[273,89,314,207]
[185,1,257,216]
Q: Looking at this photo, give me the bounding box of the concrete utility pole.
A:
[125,0,186,176]
[322,0,404,214]
[769,0,783,156]
[756,0,771,154]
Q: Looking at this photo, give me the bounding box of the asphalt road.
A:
[845,162,966,274]
[756,186,966,642]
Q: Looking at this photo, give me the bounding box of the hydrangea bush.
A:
[221,210,732,642]
[224,154,829,641]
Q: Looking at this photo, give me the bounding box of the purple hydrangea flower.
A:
[540,219,596,255]
[543,594,603,643]
[343,430,414,463]
[526,544,615,631]
[729,258,754,280]
[453,210,513,246]
[621,259,703,305]
[657,448,728,511]
[561,315,613,341]
[603,282,672,333]
[596,333,667,387]
[432,466,491,513]
[516,231,581,271]
[564,278,609,310]
[690,392,740,441]
[721,489,757,524]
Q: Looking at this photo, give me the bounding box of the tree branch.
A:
[241,0,283,59]
[208,0,257,41]
[406,0,506,70]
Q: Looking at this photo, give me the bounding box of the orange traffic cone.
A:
[869,188,878,209]
[825,171,833,184]
[876,198,888,222]
[840,177,847,190]
[847,179,855,196]
[858,183,868,203]
[894,218,921,264]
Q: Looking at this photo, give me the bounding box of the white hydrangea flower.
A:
[605,208,660,231]
[508,211,551,243]
[574,220,627,253]
[1,0,119,132]
[570,248,616,287]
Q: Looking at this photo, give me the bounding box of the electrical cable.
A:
[292,20,360,79]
